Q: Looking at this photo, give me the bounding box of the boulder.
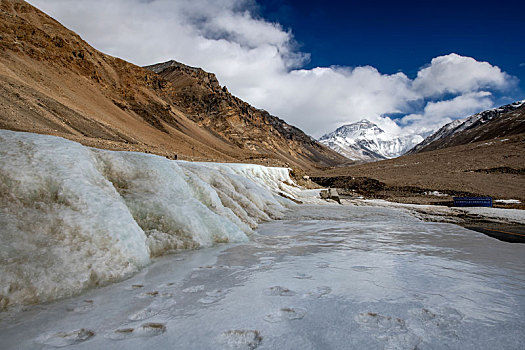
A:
[320,188,341,204]
[329,188,341,204]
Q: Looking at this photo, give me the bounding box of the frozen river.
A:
[1,204,524,349]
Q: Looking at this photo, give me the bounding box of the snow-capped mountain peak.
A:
[319,119,424,162]
[329,119,385,139]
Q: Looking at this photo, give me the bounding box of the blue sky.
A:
[258,0,525,102]
[28,0,524,138]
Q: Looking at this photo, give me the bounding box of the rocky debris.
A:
[289,168,321,189]
[468,167,525,175]
[314,176,385,196]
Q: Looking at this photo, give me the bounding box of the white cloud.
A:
[26,0,517,138]
[413,54,512,97]
[400,92,494,134]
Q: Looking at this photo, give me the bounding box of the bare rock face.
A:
[145,60,349,169]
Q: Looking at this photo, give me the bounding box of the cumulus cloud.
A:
[27,0,517,138]
[400,92,494,134]
[413,54,512,97]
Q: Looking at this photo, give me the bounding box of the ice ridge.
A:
[0,130,302,309]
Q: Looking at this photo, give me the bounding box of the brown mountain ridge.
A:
[409,101,525,153]
[0,0,347,170]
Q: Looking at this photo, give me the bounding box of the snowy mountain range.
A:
[409,99,525,154]
[319,119,425,162]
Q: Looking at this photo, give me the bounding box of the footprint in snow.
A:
[355,312,406,331]
[128,299,177,321]
[263,307,307,323]
[263,286,296,296]
[217,329,262,350]
[409,307,464,337]
[351,265,375,271]
[124,284,144,291]
[355,312,421,349]
[135,290,173,299]
[35,328,95,347]
[199,289,228,304]
[305,286,332,298]
[66,300,94,313]
[107,323,166,340]
[128,307,159,321]
[182,285,205,293]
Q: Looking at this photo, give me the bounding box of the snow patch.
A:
[423,191,449,197]
[495,199,521,204]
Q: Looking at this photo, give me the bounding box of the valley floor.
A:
[311,132,525,206]
[1,204,524,349]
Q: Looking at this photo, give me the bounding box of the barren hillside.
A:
[0,0,347,169]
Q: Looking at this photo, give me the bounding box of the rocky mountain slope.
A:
[0,0,347,170]
[409,100,525,153]
[319,119,424,162]
[145,60,347,168]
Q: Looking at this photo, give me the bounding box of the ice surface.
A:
[1,204,524,349]
[0,130,317,308]
[359,199,525,224]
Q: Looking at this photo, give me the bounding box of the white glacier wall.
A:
[0,130,304,309]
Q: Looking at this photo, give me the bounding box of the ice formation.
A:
[0,130,309,308]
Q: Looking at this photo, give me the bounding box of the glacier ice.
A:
[0,130,309,309]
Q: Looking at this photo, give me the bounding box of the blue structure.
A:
[453,197,493,207]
